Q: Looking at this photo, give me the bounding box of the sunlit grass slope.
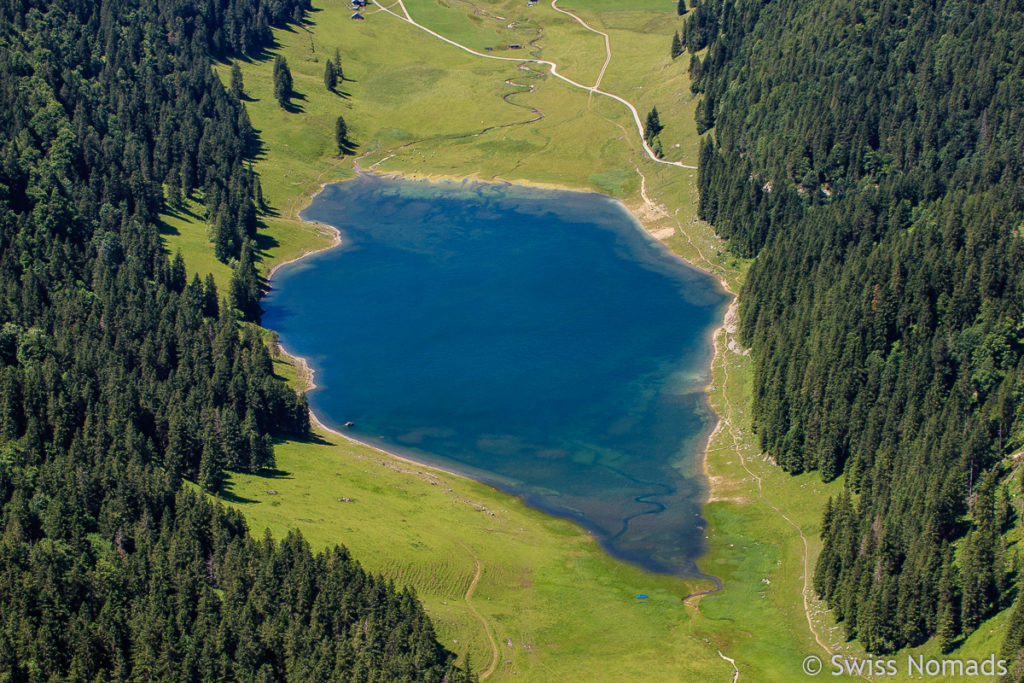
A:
[226,429,732,680]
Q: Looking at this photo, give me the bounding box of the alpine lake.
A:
[263,174,731,577]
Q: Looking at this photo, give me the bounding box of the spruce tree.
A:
[695,93,714,134]
[166,409,197,484]
[677,0,686,14]
[324,60,336,91]
[997,483,1013,533]
[671,32,683,59]
[644,107,663,144]
[186,272,207,316]
[273,55,292,108]
[230,62,244,99]
[169,251,187,292]
[202,273,220,318]
[689,53,703,89]
[813,497,840,600]
[219,408,245,470]
[333,47,343,81]
[937,546,960,651]
[937,601,957,654]
[213,213,234,263]
[230,240,262,321]
[960,530,986,635]
[254,433,275,472]
[336,115,350,155]
[1001,590,1024,678]
[198,428,225,493]
[166,168,184,207]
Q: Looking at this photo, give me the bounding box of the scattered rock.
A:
[266,490,278,495]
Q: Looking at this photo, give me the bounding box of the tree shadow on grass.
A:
[213,34,284,65]
[282,97,306,114]
[254,226,281,260]
[253,467,294,479]
[218,466,295,504]
[159,200,203,230]
[338,139,360,156]
[209,8,323,66]
[219,485,258,505]
[247,134,269,162]
[274,432,334,447]
[157,218,180,237]
[257,200,280,218]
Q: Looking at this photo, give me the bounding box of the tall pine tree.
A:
[230,62,245,99]
[273,55,293,108]
[324,60,337,91]
[230,240,262,321]
[336,115,351,155]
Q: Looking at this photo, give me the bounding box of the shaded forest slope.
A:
[685,0,1024,660]
[0,0,471,679]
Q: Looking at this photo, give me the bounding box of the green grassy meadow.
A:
[225,431,733,680]
[159,0,1017,679]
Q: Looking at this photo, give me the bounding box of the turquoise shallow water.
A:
[263,174,731,576]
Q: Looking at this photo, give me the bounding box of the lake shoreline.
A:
[264,167,731,585]
[265,184,343,283]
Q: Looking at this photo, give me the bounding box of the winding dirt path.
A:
[634,161,669,219]
[381,0,696,169]
[715,336,833,659]
[550,0,611,90]
[458,542,499,679]
[718,649,740,683]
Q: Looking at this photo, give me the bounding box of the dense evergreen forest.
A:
[0,0,471,678]
[683,0,1024,664]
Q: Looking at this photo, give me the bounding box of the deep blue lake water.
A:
[263,174,731,576]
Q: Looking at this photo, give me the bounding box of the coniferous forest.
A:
[0,0,471,679]
[684,0,1024,662]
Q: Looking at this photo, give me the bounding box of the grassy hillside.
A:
[162,0,1017,679]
